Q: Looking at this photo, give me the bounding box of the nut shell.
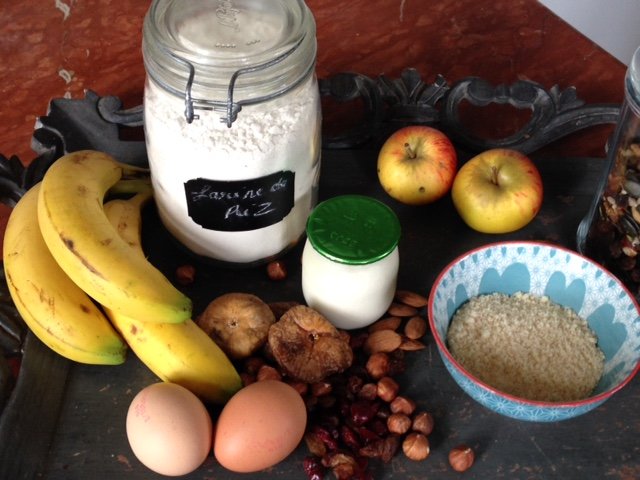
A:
[449,444,475,472]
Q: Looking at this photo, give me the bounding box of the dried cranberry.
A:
[304,431,327,457]
[381,435,401,463]
[349,331,369,350]
[313,426,339,451]
[368,418,389,437]
[317,413,340,429]
[350,400,378,426]
[388,350,406,376]
[303,456,326,480]
[375,403,391,420]
[338,399,351,418]
[358,440,383,459]
[347,375,364,395]
[340,425,361,451]
[354,426,381,445]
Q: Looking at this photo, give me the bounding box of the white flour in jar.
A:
[143,74,322,264]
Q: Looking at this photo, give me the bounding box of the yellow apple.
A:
[377,126,458,205]
[451,148,543,233]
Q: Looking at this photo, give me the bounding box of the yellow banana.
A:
[3,183,127,365]
[37,150,192,323]
[103,195,242,404]
[103,191,153,251]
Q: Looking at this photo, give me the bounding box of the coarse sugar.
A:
[446,292,605,402]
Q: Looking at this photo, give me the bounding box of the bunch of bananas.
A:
[3,150,241,404]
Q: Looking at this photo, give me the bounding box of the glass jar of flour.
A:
[142,0,321,265]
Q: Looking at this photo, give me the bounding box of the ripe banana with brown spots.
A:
[103,193,243,404]
[3,183,127,364]
[37,150,192,323]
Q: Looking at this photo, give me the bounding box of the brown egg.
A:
[214,380,307,472]
[126,382,212,476]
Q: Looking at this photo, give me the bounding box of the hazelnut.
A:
[366,351,391,379]
[377,376,399,402]
[256,364,282,381]
[412,411,435,436]
[175,264,196,285]
[402,432,430,461]
[387,413,412,435]
[286,380,309,397]
[358,383,379,401]
[449,444,475,472]
[240,372,255,387]
[266,260,287,281]
[244,356,266,375]
[389,396,416,416]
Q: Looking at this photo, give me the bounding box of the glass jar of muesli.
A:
[577,45,640,297]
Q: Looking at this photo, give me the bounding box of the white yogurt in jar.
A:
[301,195,401,330]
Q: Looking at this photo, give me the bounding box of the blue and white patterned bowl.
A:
[428,241,640,422]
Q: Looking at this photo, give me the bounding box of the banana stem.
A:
[129,190,154,208]
[109,178,153,196]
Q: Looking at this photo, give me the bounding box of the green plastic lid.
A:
[306,195,401,265]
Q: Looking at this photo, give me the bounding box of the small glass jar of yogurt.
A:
[302,195,401,330]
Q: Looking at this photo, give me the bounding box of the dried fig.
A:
[268,305,353,383]
[197,292,275,360]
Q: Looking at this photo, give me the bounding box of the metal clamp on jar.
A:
[142,0,321,265]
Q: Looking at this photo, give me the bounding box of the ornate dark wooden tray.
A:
[1,71,637,480]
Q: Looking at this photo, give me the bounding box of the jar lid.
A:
[306,195,401,265]
[142,0,316,122]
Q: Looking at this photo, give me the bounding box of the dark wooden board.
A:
[2,147,638,480]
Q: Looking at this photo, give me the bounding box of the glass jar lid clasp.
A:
[167,35,307,128]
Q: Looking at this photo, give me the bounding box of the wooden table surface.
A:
[0,0,627,252]
[1,1,638,479]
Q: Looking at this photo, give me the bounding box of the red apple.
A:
[451,148,543,233]
[377,126,458,205]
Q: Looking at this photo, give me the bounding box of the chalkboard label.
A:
[184,171,295,232]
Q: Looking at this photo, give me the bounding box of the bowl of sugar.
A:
[428,241,640,422]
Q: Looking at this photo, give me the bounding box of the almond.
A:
[368,316,402,332]
[404,316,427,339]
[364,329,403,354]
[395,290,429,308]
[387,302,419,317]
[399,338,426,351]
